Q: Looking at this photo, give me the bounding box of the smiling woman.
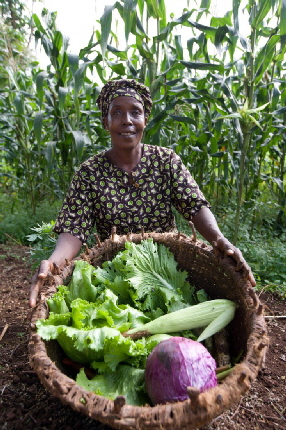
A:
[51,79,213,243]
[30,78,256,308]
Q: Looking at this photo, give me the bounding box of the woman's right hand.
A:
[29,260,55,308]
[29,233,83,308]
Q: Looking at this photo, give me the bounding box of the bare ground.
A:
[0,244,285,430]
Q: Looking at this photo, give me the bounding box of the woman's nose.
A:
[122,112,132,124]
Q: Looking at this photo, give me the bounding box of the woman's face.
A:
[104,96,147,151]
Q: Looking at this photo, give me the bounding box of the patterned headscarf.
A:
[97,79,153,123]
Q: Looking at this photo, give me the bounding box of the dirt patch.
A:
[0,244,285,430]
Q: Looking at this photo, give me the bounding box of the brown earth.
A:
[0,244,285,430]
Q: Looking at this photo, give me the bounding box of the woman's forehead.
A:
[109,96,144,109]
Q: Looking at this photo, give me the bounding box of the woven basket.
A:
[29,232,268,430]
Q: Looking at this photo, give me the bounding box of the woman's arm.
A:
[192,207,256,286]
[29,233,82,307]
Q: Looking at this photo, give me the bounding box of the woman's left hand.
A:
[212,236,256,287]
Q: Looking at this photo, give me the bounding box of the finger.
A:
[37,261,51,279]
[248,270,256,287]
[29,261,50,308]
[241,264,256,287]
[29,282,40,308]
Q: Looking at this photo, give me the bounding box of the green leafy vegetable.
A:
[36,239,215,405]
[76,365,148,406]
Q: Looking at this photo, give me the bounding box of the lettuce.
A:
[95,239,197,317]
[76,365,148,406]
[36,239,201,405]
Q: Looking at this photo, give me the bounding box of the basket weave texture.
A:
[29,232,269,430]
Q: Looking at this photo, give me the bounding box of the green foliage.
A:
[26,221,57,269]
[0,193,61,245]
[0,0,286,293]
[209,204,286,300]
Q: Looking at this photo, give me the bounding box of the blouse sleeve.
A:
[169,150,211,220]
[53,168,96,244]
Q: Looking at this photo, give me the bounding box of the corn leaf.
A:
[100,5,114,58]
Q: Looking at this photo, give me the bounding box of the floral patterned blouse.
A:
[53,144,210,243]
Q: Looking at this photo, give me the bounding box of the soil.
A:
[0,244,285,430]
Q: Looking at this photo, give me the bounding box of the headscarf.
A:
[97,79,153,123]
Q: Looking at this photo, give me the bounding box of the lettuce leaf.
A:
[68,260,99,303]
[47,285,70,314]
[76,365,148,406]
[94,250,132,305]
[70,289,149,332]
[121,239,194,314]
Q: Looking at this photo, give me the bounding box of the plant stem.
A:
[233,4,256,244]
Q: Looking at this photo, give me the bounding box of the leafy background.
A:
[0,0,285,297]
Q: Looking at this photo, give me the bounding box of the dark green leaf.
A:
[72,131,87,161]
[180,60,224,73]
[108,62,126,75]
[59,87,69,112]
[280,0,286,47]
[188,19,217,37]
[175,35,183,60]
[32,13,46,35]
[74,63,89,96]
[135,16,148,37]
[100,5,115,58]
[52,31,63,57]
[68,54,79,76]
[196,0,211,21]
[123,0,137,43]
[107,45,128,60]
[272,106,286,115]
[146,0,162,19]
[34,112,43,145]
[14,94,24,115]
[45,141,56,174]
[145,110,168,131]
[136,35,154,59]
[233,0,241,33]
[36,71,48,109]
[251,0,272,29]
[210,152,224,158]
[169,115,196,125]
[214,26,229,54]
[254,35,279,83]
[158,0,167,29]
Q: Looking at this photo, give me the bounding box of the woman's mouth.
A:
[119,132,135,136]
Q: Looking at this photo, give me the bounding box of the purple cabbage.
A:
[145,337,217,405]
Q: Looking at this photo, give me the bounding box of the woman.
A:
[29,79,255,307]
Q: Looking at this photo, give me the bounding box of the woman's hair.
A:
[97,79,153,123]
